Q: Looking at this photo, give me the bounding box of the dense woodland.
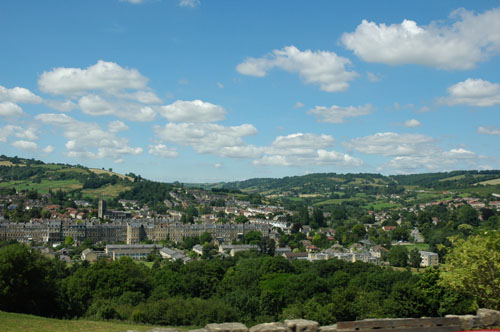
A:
[1,237,495,327]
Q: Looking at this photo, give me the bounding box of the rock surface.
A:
[249,322,287,332]
[285,319,319,332]
[206,322,249,332]
[445,314,477,330]
[477,308,500,328]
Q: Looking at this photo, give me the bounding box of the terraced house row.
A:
[0,219,272,245]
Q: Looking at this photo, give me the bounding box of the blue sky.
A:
[1,0,500,182]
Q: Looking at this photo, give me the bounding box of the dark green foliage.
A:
[0,242,477,326]
[386,246,409,267]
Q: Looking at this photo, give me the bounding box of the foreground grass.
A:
[0,311,165,332]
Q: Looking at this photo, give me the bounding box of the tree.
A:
[408,248,421,268]
[200,232,212,244]
[440,231,500,310]
[456,205,479,227]
[386,245,408,267]
[65,235,75,247]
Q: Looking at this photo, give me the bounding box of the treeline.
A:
[0,242,478,327]
[391,170,500,189]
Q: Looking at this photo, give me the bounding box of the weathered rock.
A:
[125,330,139,332]
[445,314,478,330]
[249,322,287,332]
[318,324,337,332]
[187,329,208,332]
[146,329,179,332]
[284,319,319,332]
[206,322,248,332]
[477,308,500,328]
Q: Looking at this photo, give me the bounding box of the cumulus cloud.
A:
[307,104,373,123]
[45,99,78,112]
[35,113,142,162]
[159,100,226,123]
[478,126,500,135]
[344,132,436,156]
[43,145,55,153]
[78,94,156,121]
[120,0,147,4]
[179,0,200,8]
[345,132,481,173]
[148,144,179,158]
[0,102,24,117]
[108,120,128,133]
[440,78,500,106]
[342,7,500,70]
[237,45,357,92]
[154,122,261,158]
[0,125,38,143]
[404,119,421,128]
[293,101,305,109]
[385,148,477,172]
[367,72,381,82]
[10,140,38,152]
[0,85,42,104]
[39,60,149,95]
[255,133,363,167]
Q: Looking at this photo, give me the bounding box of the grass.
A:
[478,178,500,185]
[314,197,362,206]
[0,311,165,332]
[89,168,133,181]
[393,243,430,251]
[81,184,132,199]
[0,161,23,167]
[362,202,401,210]
[0,179,82,193]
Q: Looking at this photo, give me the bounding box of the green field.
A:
[314,197,362,206]
[0,179,82,193]
[393,243,430,251]
[0,311,169,332]
[362,202,401,210]
[478,178,500,185]
[81,184,132,199]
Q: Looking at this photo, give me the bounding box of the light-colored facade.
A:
[419,251,439,267]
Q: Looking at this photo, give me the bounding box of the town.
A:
[2,158,499,269]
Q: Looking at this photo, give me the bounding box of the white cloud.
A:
[215,163,223,168]
[10,140,38,152]
[159,100,226,123]
[385,148,477,172]
[217,82,224,89]
[293,101,305,109]
[345,132,482,173]
[154,122,260,158]
[45,99,78,112]
[43,145,55,153]
[255,133,363,167]
[478,126,500,135]
[342,7,500,70]
[108,120,128,133]
[404,119,421,128]
[78,94,156,121]
[0,102,24,117]
[367,72,381,82]
[0,125,38,143]
[344,132,436,156]
[120,0,147,4]
[179,0,200,8]
[148,144,179,158]
[440,78,500,106]
[0,85,42,104]
[35,113,142,162]
[38,60,149,96]
[237,45,357,92]
[307,104,373,123]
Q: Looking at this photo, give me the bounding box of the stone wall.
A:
[126,308,500,332]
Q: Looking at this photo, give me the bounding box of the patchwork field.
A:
[0,179,82,193]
